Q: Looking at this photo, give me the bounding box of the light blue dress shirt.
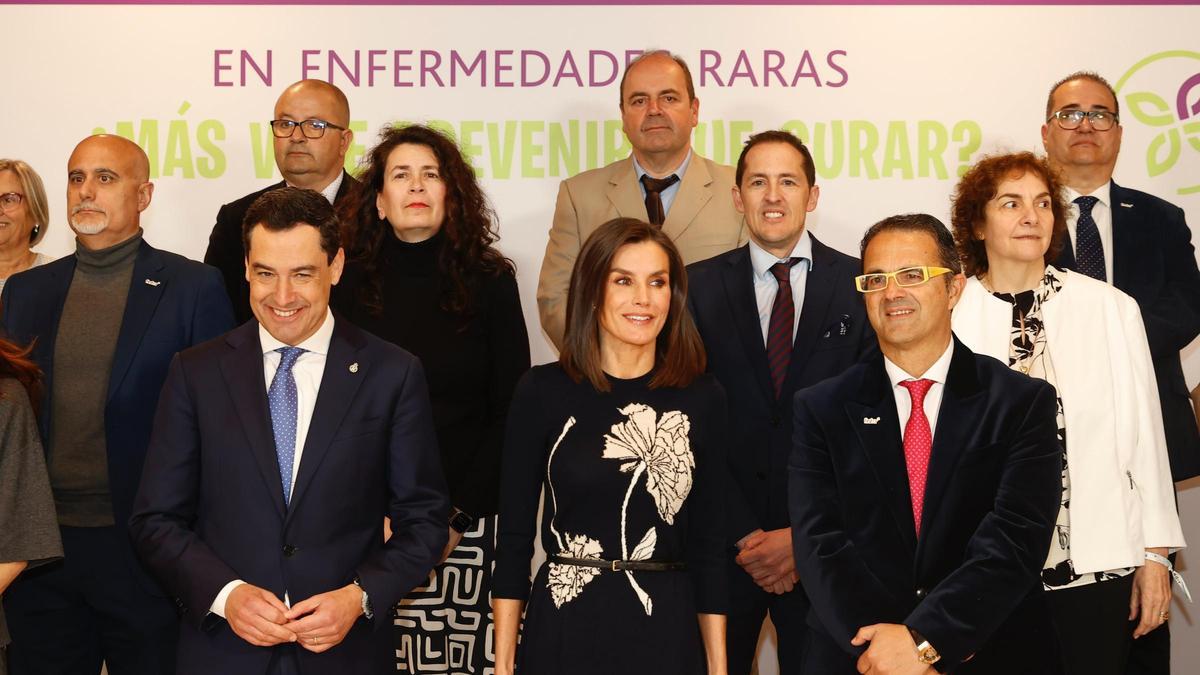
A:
[748,230,813,346]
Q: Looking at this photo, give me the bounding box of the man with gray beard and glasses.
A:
[0,134,234,674]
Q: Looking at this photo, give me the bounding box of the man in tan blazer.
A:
[536,50,745,348]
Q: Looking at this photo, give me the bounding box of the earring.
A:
[31,224,39,241]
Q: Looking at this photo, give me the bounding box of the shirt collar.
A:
[883,338,954,388]
[259,307,335,357]
[748,229,814,281]
[632,149,692,183]
[286,172,344,205]
[1064,180,1111,209]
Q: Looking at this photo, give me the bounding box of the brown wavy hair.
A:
[560,218,705,392]
[340,124,512,317]
[0,338,42,418]
[950,152,1068,277]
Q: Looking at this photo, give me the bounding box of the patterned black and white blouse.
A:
[988,266,1134,591]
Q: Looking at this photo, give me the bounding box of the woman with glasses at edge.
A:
[492,218,728,675]
[948,151,1184,675]
[331,123,530,668]
[0,160,52,294]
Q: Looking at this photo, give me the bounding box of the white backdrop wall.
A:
[6,4,1200,673]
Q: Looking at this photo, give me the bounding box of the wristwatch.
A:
[449,508,475,534]
[908,627,941,666]
[352,576,374,620]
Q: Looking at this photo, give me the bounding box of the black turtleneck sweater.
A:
[332,230,530,518]
[49,230,142,527]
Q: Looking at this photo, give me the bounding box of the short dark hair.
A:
[1045,71,1120,121]
[242,187,340,263]
[860,213,962,277]
[951,152,1068,278]
[619,50,696,107]
[735,130,816,188]
[560,217,705,392]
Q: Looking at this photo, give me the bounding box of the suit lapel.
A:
[606,158,649,220]
[1109,181,1136,290]
[847,359,917,552]
[917,340,985,546]
[285,318,368,523]
[722,247,775,401]
[786,237,839,389]
[30,257,76,443]
[221,323,287,520]
[661,156,713,241]
[107,242,166,402]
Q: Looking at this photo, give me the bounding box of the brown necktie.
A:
[640,173,680,226]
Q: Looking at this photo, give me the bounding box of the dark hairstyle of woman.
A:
[340,123,512,316]
[950,151,1069,277]
[0,338,41,418]
[559,217,706,392]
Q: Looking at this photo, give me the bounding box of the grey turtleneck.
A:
[48,229,142,527]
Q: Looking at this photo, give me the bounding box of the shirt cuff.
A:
[210,579,247,618]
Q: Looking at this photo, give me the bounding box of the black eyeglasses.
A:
[269,118,346,139]
[1048,109,1119,131]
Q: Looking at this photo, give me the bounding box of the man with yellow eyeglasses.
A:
[788,213,1063,675]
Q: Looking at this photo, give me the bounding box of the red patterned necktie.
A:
[766,259,801,398]
[899,379,934,536]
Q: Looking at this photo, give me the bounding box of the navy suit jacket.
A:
[204,172,360,325]
[789,339,1061,673]
[0,240,234,582]
[129,317,449,674]
[1055,181,1200,480]
[687,237,876,545]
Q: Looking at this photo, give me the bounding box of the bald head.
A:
[272,79,353,190]
[67,134,154,250]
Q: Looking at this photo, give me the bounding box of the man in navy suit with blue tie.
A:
[1042,70,1200,675]
[1,134,235,673]
[130,188,449,673]
[686,130,875,674]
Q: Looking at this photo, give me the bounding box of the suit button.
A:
[915,587,928,599]
[282,544,298,557]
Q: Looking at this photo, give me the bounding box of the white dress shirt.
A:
[287,171,343,205]
[748,230,814,345]
[632,150,692,218]
[209,309,336,618]
[1064,182,1114,283]
[883,339,954,442]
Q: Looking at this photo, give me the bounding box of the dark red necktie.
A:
[766,259,801,398]
[640,174,680,226]
[899,379,934,536]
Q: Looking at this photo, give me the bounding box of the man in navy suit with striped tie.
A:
[131,187,448,674]
[686,130,875,674]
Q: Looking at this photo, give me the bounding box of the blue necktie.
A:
[1073,196,1106,282]
[268,346,305,505]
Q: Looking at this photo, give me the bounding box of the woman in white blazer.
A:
[948,152,1184,675]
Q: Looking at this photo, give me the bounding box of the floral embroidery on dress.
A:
[547,533,604,608]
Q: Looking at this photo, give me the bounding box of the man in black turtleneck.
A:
[0,134,235,674]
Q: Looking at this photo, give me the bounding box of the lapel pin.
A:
[144,279,161,287]
[863,416,880,425]
[1119,202,1133,208]
[349,362,359,373]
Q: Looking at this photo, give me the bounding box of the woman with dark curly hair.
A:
[949,151,1184,675]
[332,123,530,671]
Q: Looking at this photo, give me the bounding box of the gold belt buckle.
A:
[611,559,620,572]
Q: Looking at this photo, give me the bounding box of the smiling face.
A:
[1042,77,1122,178]
[66,135,153,249]
[620,54,699,165]
[0,170,35,253]
[734,141,820,258]
[862,229,962,360]
[273,83,352,190]
[376,143,447,243]
[597,240,672,354]
[246,223,344,346]
[978,171,1055,270]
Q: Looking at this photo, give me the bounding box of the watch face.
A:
[450,511,473,533]
[918,646,941,664]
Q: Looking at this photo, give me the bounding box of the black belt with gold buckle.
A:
[548,555,687,572]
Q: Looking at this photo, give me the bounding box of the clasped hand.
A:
[736,528,799,594]
[851,623,937,675]
[226,582,364,652]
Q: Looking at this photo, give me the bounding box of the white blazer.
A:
[953,269,1184,574]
